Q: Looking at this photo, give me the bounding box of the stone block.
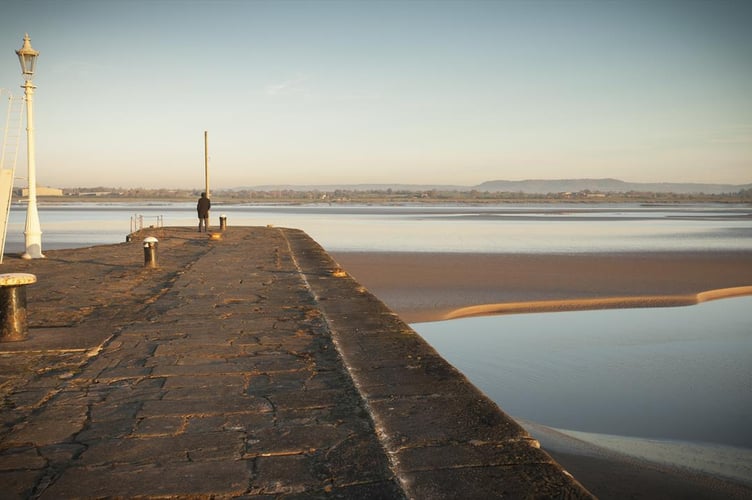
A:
[162,373,245,389]
[250,454,321,495]
[184,412,275,434]
[244,423,351,458]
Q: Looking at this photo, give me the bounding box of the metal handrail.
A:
[130,214,164,233]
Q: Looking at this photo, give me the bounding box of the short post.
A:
[143,236,158,268]
[0,273,37,342]
[219,214,227,231]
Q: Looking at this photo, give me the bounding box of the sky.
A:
[0,0,750,189]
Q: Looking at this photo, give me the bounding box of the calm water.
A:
[413,297,752,449]
[4,202,752,254]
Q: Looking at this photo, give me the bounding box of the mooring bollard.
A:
[0,273,37,342]
[143,236,158,268]
[219,214,227,231]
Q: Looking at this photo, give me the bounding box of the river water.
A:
[413,297,752,485]
[4,202,752,254]
[4,201,752,482]
[414,298,752,447]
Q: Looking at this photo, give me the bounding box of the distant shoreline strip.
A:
[443,286,752,320]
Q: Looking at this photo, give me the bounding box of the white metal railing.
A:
[0,90,23,171]
[130,214,164,233]
[0,90,24,263]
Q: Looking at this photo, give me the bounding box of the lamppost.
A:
[16,34,43,259]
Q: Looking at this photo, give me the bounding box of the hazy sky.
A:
[1,0,750,189]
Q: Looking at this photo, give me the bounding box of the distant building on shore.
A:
[16,187,64,197]
[70,191,114,197]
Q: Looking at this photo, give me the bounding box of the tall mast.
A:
[204,130,209,199]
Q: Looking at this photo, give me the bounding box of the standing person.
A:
[197,192,211,232]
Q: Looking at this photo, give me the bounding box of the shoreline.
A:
[522,420,752,499]
[443,285,752,320]
[331,249,752,497]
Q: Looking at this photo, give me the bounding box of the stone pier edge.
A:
[280,228,594,498]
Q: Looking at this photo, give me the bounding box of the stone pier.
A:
[0,227,592,498]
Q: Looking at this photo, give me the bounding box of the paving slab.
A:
[0,226,593,498]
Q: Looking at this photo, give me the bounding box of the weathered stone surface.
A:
[244,423,353,458]
[0,446,46,470]
[322,433,396,486]
[6,405,88,446]
[40,461,250,498]
[75,417,136,443]
[133,415,185,436]
[89,400,142,422]
[0,470,41,498]
[0,227,593,498]
[140,396,273,415]
[267,388,351,411]
[404,463,592,499]
[396,440,554,472]
[79,431,244,466]
[368,394,528,449]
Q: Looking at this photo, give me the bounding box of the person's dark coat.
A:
[197,195,211,218]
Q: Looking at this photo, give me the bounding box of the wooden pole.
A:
[204,131,209,199]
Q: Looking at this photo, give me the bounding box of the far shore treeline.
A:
[13,188,752,205]
[11,179,752,205]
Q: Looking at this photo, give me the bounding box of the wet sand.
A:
[331,251,752,323]
[331,250,752,498]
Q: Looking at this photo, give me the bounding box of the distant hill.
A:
[474,178,751,195]
[240,179,750,195]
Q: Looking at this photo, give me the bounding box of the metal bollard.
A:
[219,214,227,231]
[143,237,158,268]
[0,273,37,342]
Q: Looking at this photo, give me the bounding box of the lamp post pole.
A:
[17,34,43,259]
[204,130,209,199]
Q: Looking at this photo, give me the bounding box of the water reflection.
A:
[413,296,752,449]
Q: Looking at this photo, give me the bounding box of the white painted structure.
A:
[17,34,44,259]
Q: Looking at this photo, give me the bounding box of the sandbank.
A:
[331,250,752,323]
